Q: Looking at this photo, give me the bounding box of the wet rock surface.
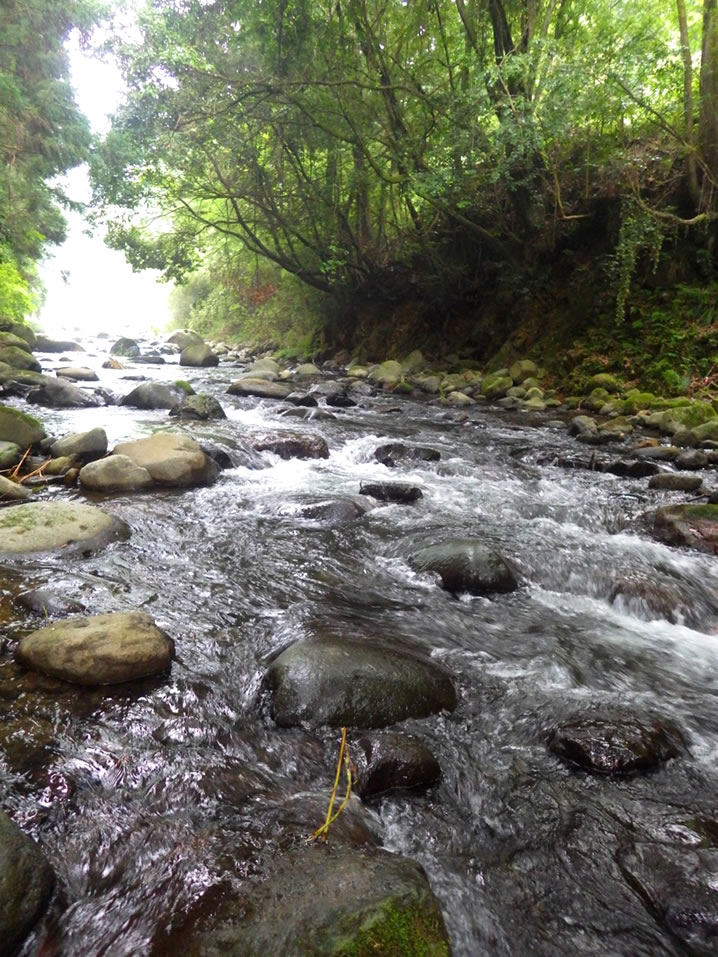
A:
[409,538,518,596]
[547,713,684,776]
[350,732,442,799]
[0,810,55,954]
[264,637,458,728]
[0,501,130,555]
[16,611,175,685]
[652,503,718,553]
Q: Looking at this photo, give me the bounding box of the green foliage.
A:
[0,250,37,321]
[612,201,666,321]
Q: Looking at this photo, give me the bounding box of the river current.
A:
[3,338,718,956]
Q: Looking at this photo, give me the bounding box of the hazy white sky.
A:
[37,34,173,339]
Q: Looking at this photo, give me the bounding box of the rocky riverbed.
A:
[2,326,718,955]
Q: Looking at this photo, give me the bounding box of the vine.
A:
[612,201,665,321]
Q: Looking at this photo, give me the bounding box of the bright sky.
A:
[37,33,173,339]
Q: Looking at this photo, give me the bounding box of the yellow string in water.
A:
[313,727,352,843]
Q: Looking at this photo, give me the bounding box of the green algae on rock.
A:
[0,501,130,555]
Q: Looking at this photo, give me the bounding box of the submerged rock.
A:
[264,637,457,728]
[409,539,518,596]
[113,433,219,488]
[0,501,130,555]
[651,504,718,553]
[618,842,718,948]
[350,732,442,800]
[16,610,174,685]
[374,443,441,467]
[547,713,683,776]
[176,845,450,957]
[226,378,291,400]
[253,432,329,459]
[0,810,55,954]
[359,481,423,503]
[296,497,371,525]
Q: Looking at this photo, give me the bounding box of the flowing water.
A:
[3,340,718,956]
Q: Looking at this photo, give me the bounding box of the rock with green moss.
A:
[584,387,610,411]
[509,359,538,384]
[0,332,31,353]
[174,379,195,395]
[600,416,633,435]
[0,319,36,347]
[0,440,21,469]
[0,405,46,447]
[0,810,55,954]
[169,393,226,421]
[645,403,717,435]
[369,360,403,387]
[481,373,513,400]
[651,504,718,553]
[622,391,657,414]
[586,373,622,393]
[0,501,130,555]
[521,376,541,390]
[445,391,474,406]
[178,846,451,957]
[415,375,441,394]
[522,397,546,411]
[441,373,467,392]
[401,349,426,374]
[180,343,220,367]
[599,398,626,415]
[692,419,718,444]
[0,346,40,372]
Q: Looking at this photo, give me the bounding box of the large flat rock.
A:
[113,432,219,488]
[0,501,130,555]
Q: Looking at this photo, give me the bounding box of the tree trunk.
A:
[677,0,699,206]
[700,0,718,193]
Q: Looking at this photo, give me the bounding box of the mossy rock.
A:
[0,501,130,555]
[174,380,196,396]
[599,398,626,415]
[369,360,403,386]
[0,332,31,353]
[0,346,40,372]
[178,846,451,957]
[623,392,658,413]
[584,387,610,411]
[652,504,718,554]
[0,320,36,347]
[481,373,513,400]
[0,405,46,447]
[564,397,581,409]
[509,359,538,384]
[586,373,622,393]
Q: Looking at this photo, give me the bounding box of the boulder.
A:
[113,432,219,488]
[134,354,166,365]
[0,331,32,352]
[120,382,186,410]
[16,611,174,685]
[167,330,204,349]
[675,449,708,470]
[0,501,130,555]
[0,320,36,347]
[55,366,99,381]
[401,349,426,374]
[0,440,22,469]
[651,504,718,553]
[226,378,291,400]
[297,498,371,525]
[586,373,622,393]
[34,335,82,352]
[0,346,41,372]
[248,357,280,376]
[374,443,440,467]
[509,359,539,384]
[285,392,318,407]
[0,405,45,447]
[0,475,30,501]
[568,415,598,437]
[359,482,423,504]
[265,637,457,728]
[617,843,718,947]
[179,344,219,367]
[169,394,226,420]
[110,337,140,357]
[409,539,518,596]
[368,360,403,386]
[325,392,357,408]
[480,373,513,400]
[177,846,450,957]
[446,391,475,406]
[253,432,329,459]
[547,712,683,776]
[79,454,154,493]
[50,427,108,461]
[295,362,320,377]
[350,733,441,800]
[27,376,103,409]
[0,810,55,954]
[648,472,703,492]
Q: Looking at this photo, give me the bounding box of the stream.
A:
[3,337,718,956]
